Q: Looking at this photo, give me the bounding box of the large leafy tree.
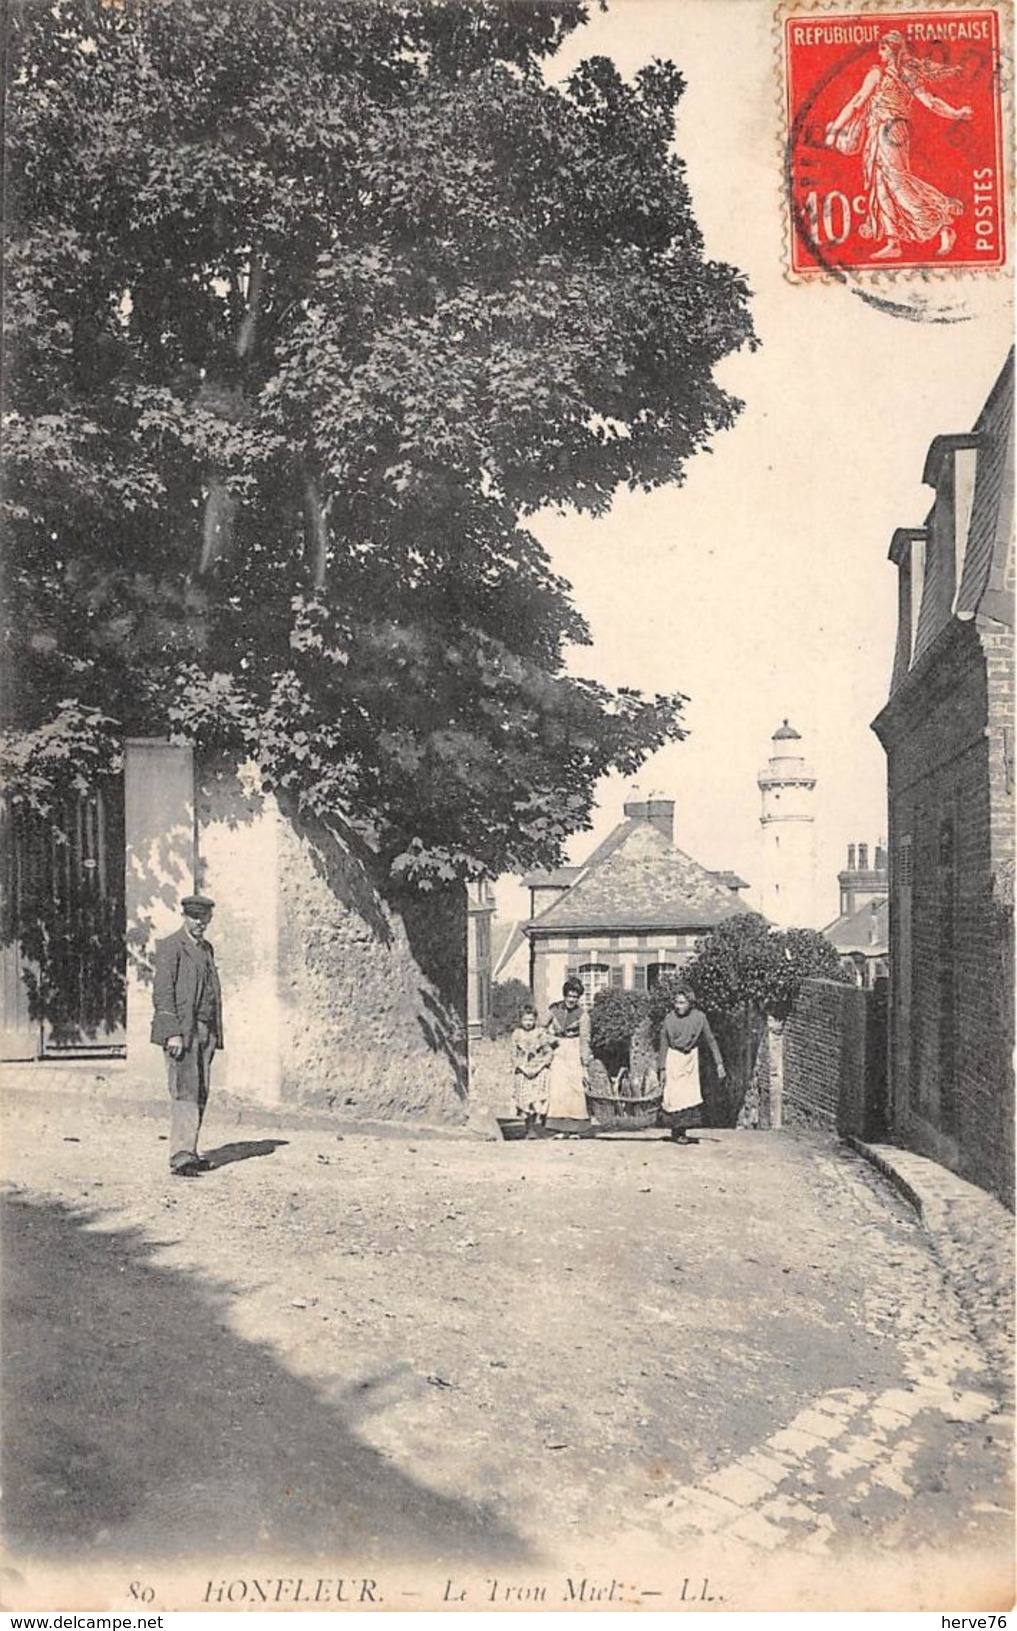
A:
[3,0,756,884]
[662,914,849,1024]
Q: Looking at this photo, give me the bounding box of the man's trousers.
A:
[165,1020,216,1171]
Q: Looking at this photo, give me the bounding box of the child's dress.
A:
[512,1025,553,1117]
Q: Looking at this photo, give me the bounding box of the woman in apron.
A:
[657,984,726,1144]
[544,978,593,1135]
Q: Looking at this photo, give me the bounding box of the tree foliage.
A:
[3,0,756,883]
[489,976,533,1038]
[653,913,848,1023]
[589,985,651,1077]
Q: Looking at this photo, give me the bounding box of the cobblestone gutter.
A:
[850,1137,1015,1386]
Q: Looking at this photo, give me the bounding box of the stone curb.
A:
[845,1136,925,1216]
[847,1136,1015,1384]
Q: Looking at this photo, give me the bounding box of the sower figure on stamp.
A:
[824,31,972,261]
[151,894,223,1178]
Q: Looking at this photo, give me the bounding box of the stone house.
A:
[522,795,749,1015]
[1,742,469,1123]
[871,350,1014,1206]
[823,841,889,989]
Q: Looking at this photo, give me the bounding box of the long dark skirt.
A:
[658,1103,703,1132]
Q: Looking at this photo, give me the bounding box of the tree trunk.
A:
[196,251,265,578]
[303,474,329,589]
[236,252,264,361]
[198,476,238,575]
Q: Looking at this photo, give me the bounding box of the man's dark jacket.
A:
[150,927,224,1048]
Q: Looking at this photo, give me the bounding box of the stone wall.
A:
[195,761,468,1122]
[782,978,888,1141]
[124,740,197,1089]
[273,801,467,1122]
[741,1016,783,1131]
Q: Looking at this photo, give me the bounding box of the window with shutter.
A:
[610,965,625,989]
[633,966,647,992]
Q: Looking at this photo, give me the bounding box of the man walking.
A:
[151,894,223,1177]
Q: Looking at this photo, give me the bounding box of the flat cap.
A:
[181,894,216,915]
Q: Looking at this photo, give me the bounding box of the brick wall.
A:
[875,618,1014,1208]
[782,978,888,1140]
[871,357,1014,1208]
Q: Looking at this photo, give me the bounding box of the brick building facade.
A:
[872,352,1014,1206]
[522,796,748,1015]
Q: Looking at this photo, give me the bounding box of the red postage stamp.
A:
[783,8,1008,274]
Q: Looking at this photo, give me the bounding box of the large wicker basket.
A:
[585,1090,662,1132]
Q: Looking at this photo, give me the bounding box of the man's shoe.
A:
[171,1158,202,1178]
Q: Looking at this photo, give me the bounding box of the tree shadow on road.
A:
[202,1139,289,1169]
[593,1132,725,1145]
[1,1192,527,1566]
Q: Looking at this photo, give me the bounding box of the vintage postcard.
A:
[1,0,1013,1618]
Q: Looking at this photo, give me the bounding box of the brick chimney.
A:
[838,839,890,916]
[623,792,675,845]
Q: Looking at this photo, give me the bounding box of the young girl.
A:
[658,984,726,1144]
[511,1004,553,1136]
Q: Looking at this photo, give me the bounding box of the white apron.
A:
[546,1034,589,1124]
[662,1044,702,1113]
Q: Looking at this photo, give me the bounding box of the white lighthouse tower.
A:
[757,720,817,928]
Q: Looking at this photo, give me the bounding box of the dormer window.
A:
[951,443,979,614]
[913,433,982,659]
[889,527,927,685]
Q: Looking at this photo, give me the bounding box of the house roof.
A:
[526,821,749,936]
[492,919,528,980]
[708,870,750,891]
[491,918,517,966]
[823,896,889,956]
[519,866,581,889]
[580,817,646,869]
[955,348,1014,628]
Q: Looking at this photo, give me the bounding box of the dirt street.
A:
[1,1092,1012,1613]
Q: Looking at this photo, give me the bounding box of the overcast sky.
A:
[495,0,1012,931]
